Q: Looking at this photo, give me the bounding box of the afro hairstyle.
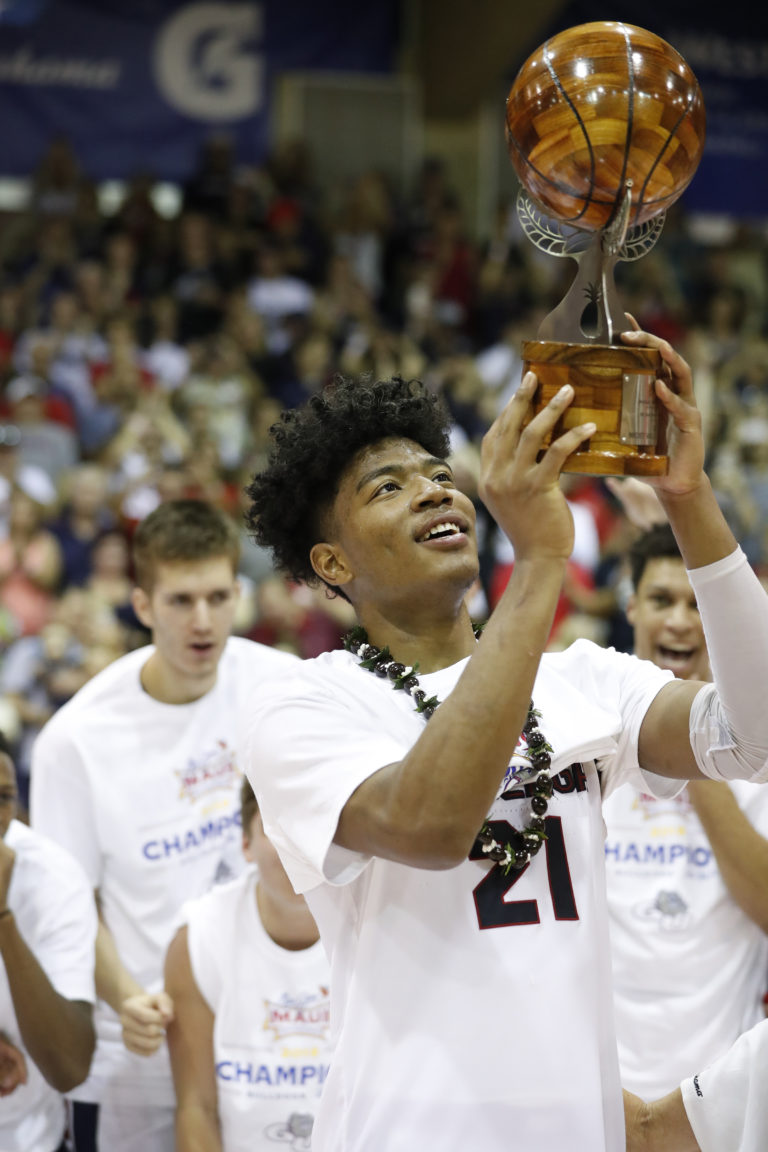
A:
[245,375,452,588]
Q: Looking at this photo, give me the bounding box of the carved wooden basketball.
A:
[506,22,706,232]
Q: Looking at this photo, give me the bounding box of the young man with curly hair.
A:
[244,332,768,1152]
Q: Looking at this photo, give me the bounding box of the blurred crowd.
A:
[0,131,767,809]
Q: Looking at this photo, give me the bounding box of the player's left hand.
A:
[620,323,704,500]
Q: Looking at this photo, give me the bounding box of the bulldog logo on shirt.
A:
[633,889,693,931]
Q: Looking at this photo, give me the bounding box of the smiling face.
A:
[310,437,478,619]
[131,555,240,703]
[627,556,709,682]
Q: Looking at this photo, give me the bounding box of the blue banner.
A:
[0,0,399,181]
[513,0,768,218]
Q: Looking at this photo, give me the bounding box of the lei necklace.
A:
[343,625,554,873]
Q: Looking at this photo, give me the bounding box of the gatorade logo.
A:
[153,2,263,121]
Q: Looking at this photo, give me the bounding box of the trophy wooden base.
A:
[521,340,668,477]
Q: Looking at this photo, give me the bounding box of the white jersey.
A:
[682,1017,768,1152]
[0,819,97,1152]
[183,868,332,1152]
[246,638,677,1152]
[604,780,768,1098]
[29,636,298,1109]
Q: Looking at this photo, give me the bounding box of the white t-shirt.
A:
[246,638,676,1152]
[29,636,298,1109]
[604,779,768,1099]
[183,868,332,1152]
[681,1016,768,1152]
[0,819,97,1152]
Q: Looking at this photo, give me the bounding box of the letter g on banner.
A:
[153,2,262,121]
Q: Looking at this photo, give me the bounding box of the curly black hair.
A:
[245,375,452,587]
[628,523,681,590]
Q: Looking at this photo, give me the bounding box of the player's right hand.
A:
[120,991,174,1056]
[479,372,596,563]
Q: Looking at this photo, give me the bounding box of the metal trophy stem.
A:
[520,186,666,477]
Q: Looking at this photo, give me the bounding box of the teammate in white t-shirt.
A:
[243,330,768,1152]
[29,500,298,1152]
[603,523,768,1100]
[0,731,97,1152]
[164,775,332,1152]
[624,1016,768,1151]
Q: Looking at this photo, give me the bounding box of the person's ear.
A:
[131,586,154,630]
[625,592,637,627]
[310,542,353,590]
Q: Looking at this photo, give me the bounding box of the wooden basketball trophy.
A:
[506,22,706,475]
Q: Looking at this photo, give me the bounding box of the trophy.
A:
[506,21,706,475]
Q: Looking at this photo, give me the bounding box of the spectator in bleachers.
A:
[50,464,117,590]
[247,240,315,358]
[174,333,259,471]
[0,481,62,639]
[139,294,190,393]
[4,370,78,483]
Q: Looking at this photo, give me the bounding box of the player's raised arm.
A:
[619,330,768,786]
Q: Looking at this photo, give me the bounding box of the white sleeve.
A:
[9,841,97,1005]
[245,677,408,895]
[558,641,679,800]
[681,1018,768,1152]
[29,717,103,889]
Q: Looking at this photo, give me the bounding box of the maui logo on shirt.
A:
[633,791,692,820]
[264,990,330,1042]
[175,740,239,802]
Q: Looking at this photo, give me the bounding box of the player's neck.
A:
[139,651,218,705]
[354,601,477,674]
[256,883,319,952]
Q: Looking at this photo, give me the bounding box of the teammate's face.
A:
[0,755,18,839]
[627,556,709,681]
[312,437,478,614]
[132,556,240,700]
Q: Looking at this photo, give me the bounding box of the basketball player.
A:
[164,777,332,1151]
[243,328,768,1152]
[0,732,96,1152]
[604,522,768,1099]
[30,500,298,1152]
[624,1017,768,1150]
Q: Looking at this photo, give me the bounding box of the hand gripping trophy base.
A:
[521,339,666,477]
[518,189,667,477]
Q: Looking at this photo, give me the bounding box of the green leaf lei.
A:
[343,625,555,873]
